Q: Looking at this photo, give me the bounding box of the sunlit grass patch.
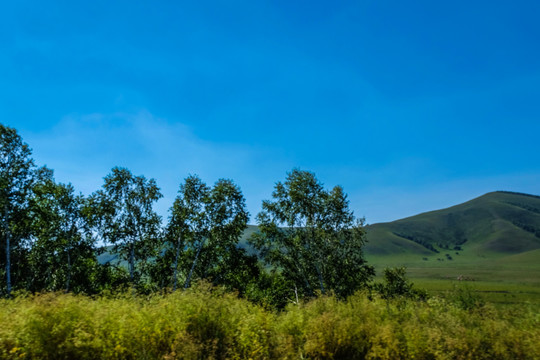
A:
[1,286,539,359]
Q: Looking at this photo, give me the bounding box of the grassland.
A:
[1,286,539,359]
[362,191,540,305]
[101,191,540,305]
[365,191,540,256]
[3,192,540,358]
[367,246,540,305]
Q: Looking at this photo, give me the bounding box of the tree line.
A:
[1,124,375,306]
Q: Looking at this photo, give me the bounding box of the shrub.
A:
[450,284,485,310]
[374,267,428,300]
[0,286,538,359]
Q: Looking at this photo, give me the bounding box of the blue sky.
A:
[1,0,539,224]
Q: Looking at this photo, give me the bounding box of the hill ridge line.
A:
[496,191,540,200]
[364,191,540,256]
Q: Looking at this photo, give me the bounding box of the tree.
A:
[374,267,427,301]
[249,169,374,299]
[27,168,99,293]
[0,124,35,296]
[89,167,162,288]
[198,178,250,286]
[166,174,209,291]
[159,175,249,290]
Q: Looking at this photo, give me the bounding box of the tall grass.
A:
[0,286,538,359]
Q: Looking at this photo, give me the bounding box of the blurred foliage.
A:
[0,287,538,359]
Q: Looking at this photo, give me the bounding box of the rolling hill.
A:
[362,191,540,293]
[364,191,540,256]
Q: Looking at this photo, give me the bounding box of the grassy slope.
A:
[365,191,540,256]
[364,192,540,303]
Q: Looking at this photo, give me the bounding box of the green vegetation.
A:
[364,191,540,305]
[366,249,540,305]
[249,169,374,299]
[365,191,540,256]
[1,125,36,296]
[373,267,427,300]
[0,124,375,306]
[157,175,250,291]
[2,122,540,358]
[87,167,163,288]
[0,287,538,359]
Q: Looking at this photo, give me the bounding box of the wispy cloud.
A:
[20,111,540,224]
[23,111,294,221]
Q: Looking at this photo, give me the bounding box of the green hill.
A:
[363,192,540,297]
[365,191,540,256]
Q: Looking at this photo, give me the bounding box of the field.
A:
[362,191,540,305]
[6,191,538,359]
[3,244,540,359]
[1,286,539,359]
[367,248,540,305]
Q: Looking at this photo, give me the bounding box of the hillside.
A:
[363,192,540,294]
[364,191,540,256]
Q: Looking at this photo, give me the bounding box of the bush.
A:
[450,284,485,310]
[374,267,428,301]
[0,286,538,359]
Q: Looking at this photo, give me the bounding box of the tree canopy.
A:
[1,123,376,307]
[249,169,374,299]
[0,124,36,295]
[88,167,163,288]
[156,175,250,291]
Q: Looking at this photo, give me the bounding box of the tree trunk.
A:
[4,203,11,296]
[65,223,76,293]
[309,226,325,294]
[172,235,181,291]
[304,275,312,296]
[315,263,325,294]
[184,239,204,289]
[297,262,313,297]
[65,246,71,293]
[129,242,135,283]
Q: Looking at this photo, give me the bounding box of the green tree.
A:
[374,267,427,300]
[249,169,374,300]
[89,167,162,288]
[165,175,209,291]
[27,168,99,293]
[0,124,36,296]
[198,178,250,286]
[158,175,249,290]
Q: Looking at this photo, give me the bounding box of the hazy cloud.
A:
[23,111,293,221]
[20,111,540,224]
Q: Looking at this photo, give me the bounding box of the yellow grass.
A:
[0,286,538,359]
